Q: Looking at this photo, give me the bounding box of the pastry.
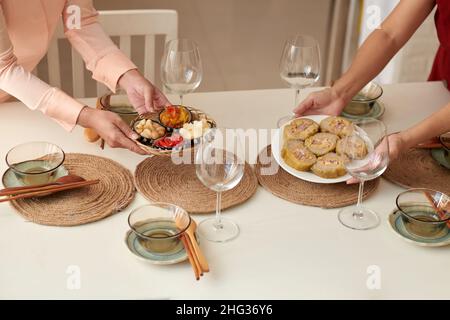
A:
[305,132,339,156]
[311,153,347,178]
[281,139,317,171]
[320,116,354,137]
[336,136,368,160]
[283,118,319,141]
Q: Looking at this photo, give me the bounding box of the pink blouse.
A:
[0,0,137,130]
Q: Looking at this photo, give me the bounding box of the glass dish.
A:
[99,89,138,125]
[5,142,65,186]
[396,188,450,239]
[128,203,191,255]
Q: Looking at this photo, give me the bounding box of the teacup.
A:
[6,142,65,186]
[100,89,138,126]
[439,132,450,165]
[343,81,383,116]
[128,203,191,255]
[396,188,450,239]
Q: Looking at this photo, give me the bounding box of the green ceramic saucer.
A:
[431,148,450,170]
[125,229,197,265]
[2,165,69,188]
[388,210,450,247]
[341,101,385,120]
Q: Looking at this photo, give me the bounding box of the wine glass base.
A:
[197,217,240,243]
[338,206,380,230]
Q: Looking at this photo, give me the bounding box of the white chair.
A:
[45,9,178,98]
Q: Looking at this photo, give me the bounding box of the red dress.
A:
[428,0,450,89]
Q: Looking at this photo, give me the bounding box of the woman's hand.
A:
[293,87,347,117]
[77,107,147,155]
[346,133,406,184]
[119,69,171,114]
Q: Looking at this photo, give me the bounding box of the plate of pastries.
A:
[272,115,369,184]
[131,105,216,155]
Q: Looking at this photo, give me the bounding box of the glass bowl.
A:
[396,188,450,239]
[128,203,191,255]
[343,81,383,116]
[5,142,65,186]
[439,132,450,164]
[99,89,138,126]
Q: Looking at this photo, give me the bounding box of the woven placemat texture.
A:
[254,145,379,208]
[134,156,258,213]
[383,148,450,194]
[10,153,135,226]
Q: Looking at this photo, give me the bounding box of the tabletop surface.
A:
[0,82,449,299]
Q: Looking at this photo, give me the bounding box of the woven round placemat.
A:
[10,153,135,226]
[134,156,258,214]
[383,148,450,194]
[254,145,380,208]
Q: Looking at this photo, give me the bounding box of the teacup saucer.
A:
[2,165,69,188]
[431,148,450,170]
[388,210,450,247]
[125,229,198,265]
[341,101,385,120]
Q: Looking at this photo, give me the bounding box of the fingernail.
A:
[132,133,139,140]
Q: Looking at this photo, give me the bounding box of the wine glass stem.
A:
[214,191,223,229]
[294,89,300,107]
[354,180,365,219]
[180,94,183,105]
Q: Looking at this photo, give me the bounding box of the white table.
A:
[0,82,449,299]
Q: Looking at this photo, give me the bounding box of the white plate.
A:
[272,115,352,184]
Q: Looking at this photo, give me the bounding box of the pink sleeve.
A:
[0,6,84,131]
[63,0,137,92]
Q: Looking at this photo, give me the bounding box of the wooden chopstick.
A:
[180,234,200,280]
[186,232,209,273]
[184,234,203,277]
[415,137,443,149]
[0,180,99,202]
[0,182,62,195]
[415,142,443,149]
[0,180,96,197]
[423,191,450,228]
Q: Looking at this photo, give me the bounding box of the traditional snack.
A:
[336,136,368,160]
[305,132,339,156]
[281,139,317,171]
[84,128,100,143]
[311,153,347,178]
[283,118,319,141]
[320,116,354,137]
[159,105,191,129]
[134,119,166,140]
[179,119,211,140]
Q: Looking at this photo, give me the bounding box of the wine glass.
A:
[338,119,389,230]
[278,35,321,127]
[161,39,202,105]
[195,128,245,242]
